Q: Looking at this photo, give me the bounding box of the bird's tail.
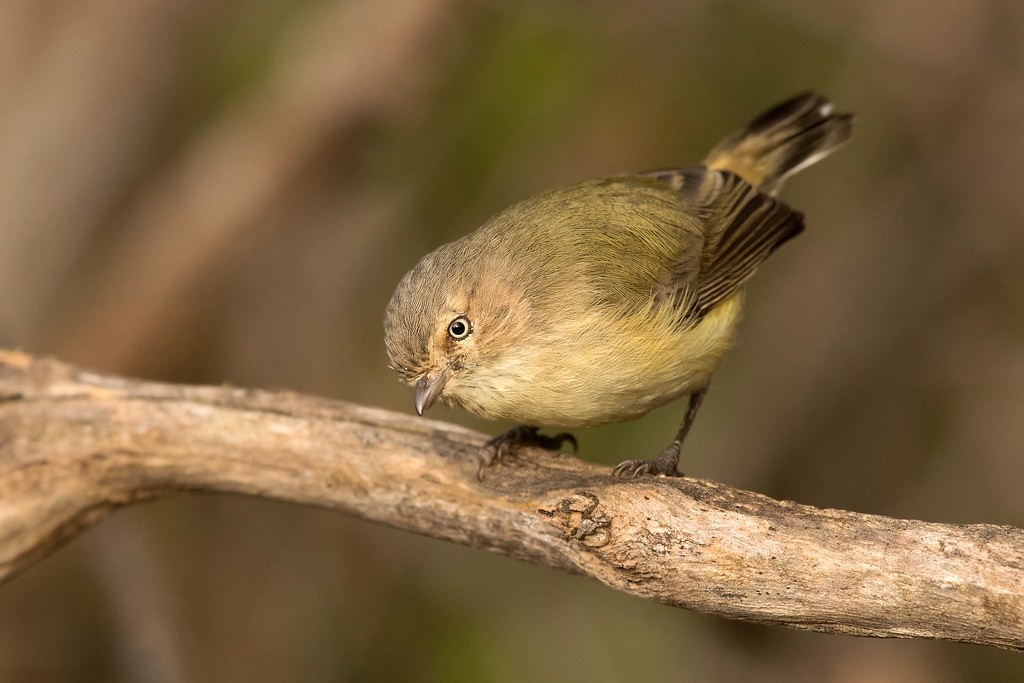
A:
[703,92,853,195]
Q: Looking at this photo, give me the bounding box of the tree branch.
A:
[0,349,1021,650]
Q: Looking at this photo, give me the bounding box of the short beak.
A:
[414,369,449,416]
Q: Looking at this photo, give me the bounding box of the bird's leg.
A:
[613,389,707,477]
[478,425,577,479]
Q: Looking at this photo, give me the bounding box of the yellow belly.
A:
[449,292,744,428]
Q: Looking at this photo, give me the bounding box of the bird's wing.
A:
[640,166,804,316]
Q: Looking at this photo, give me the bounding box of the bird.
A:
[384,92,852,477]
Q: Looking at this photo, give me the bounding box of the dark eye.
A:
[447,316,472,340]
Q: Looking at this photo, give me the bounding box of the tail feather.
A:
[703,92,853,195]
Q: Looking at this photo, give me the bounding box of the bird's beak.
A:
[414,369,449,416]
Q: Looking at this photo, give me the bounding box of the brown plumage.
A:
[385,92,852,476]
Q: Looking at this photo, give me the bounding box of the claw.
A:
[612,443,682,478]
[612,459,644,477]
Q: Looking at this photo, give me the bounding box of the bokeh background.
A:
[2,0,1023,680]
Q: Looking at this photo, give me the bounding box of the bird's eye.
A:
[447,316,472,341]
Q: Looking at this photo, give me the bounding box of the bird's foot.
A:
[612,442,682,478]
[478,425,577,480]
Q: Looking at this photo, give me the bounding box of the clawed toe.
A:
[612,444,682,478]
[612,459,645,477]
[612,458,681,478]
[478,437,515,471]
[477,425,578,479]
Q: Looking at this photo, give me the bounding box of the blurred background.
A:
[1,0,1023,680]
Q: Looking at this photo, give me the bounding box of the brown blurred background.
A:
[2,0,1023,680]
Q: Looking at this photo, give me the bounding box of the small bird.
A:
[385,92,852,477]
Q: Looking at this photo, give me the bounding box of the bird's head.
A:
[384,242,534,418]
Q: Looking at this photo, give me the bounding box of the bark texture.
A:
[0,349,1021,650]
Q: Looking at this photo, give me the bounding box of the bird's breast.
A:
[449,293,744,428]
